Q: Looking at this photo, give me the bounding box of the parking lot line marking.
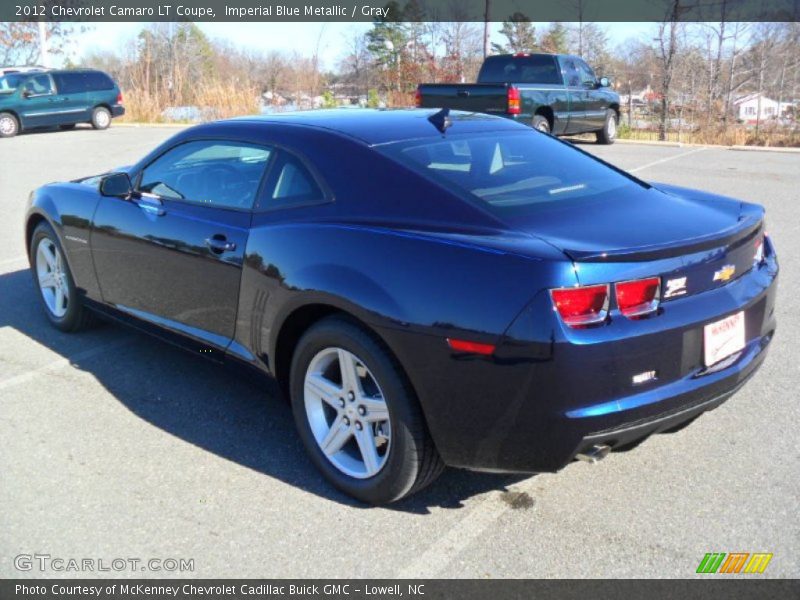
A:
[395,489,518,578]
[0,336,132,391]
[629,147,709,174]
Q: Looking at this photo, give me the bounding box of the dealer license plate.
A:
[703,311,745,367]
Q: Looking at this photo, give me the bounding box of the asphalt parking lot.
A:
[1,125,798,579]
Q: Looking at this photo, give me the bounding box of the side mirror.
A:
[599,77,611,88]
[99,172,133,198]
[22,89,32,98]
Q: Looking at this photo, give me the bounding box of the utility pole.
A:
[483,0,491,58]
[38,21,49,67]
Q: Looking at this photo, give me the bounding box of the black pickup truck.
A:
[416,53,620,144]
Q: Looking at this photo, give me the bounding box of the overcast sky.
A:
[63,21,653,70]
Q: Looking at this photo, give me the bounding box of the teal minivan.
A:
[0,69,124,138]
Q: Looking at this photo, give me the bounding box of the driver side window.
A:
[138,140,272,209]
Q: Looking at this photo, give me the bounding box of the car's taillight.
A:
[754,231,767,265]
[414,87,421,108]
[550,285,609,328]
[447,338,496,355]
[615,277,661,319]
[116,92,123,105]
[507,87,521,115]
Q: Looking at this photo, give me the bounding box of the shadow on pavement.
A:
[0,267,527,514]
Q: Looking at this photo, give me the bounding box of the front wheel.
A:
[90,106,111,130]
[30,222,96,332]
[290,316,444,504]
[0,112,19,138]
[596,109,618,144]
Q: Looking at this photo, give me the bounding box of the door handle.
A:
[205,236,236,254]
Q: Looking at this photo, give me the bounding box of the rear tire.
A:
[533,114,551,134]
[30,221,96,332]
[90,106,111,130]
[0,112,19,138]
[290,316,444,504]
[596,109,617,144]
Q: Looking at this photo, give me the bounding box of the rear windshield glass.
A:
[478,55,562,84]
[380,131,641,217]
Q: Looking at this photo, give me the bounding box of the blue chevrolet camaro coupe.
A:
[25,109,778,503]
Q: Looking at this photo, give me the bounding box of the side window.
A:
[25,74,54,95]
[261,152,325,209]
[576,60,597,86]
[561,59,580,88]
[52,73,81,94]
[138,140,272,210]
[84,72,114,91]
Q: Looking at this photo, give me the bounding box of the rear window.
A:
[52,71,115,94]
[380,131,640,217]
[478,55,562,84]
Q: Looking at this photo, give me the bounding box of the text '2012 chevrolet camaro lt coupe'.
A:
[25,109,778,504]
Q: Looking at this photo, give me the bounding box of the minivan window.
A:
[0,74,25,91]
[478,55,562,85]
[24,74,54,95]
[381,131,640,216]
[52,71,115,94]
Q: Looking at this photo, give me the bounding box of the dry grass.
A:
[118,83,260,123]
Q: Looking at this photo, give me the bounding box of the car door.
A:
[50,72,92,124]
[18,74,61,128]
[576,58,605,131]
[91,139,273,354]
[557,58,586,134]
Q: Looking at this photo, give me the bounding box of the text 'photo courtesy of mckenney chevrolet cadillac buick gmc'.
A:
[24,109,777,504]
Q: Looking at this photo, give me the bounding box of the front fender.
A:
[26,183,102,300]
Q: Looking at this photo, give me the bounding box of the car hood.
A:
[497,181,761,262]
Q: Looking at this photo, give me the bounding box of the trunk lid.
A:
[501,182,764,298]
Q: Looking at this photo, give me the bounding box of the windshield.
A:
[0,74,25,92]
[380,130,643,217]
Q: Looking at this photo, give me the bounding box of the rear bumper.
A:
[383,253,778,473]
[570,332,770,462]
[111,105,125,118]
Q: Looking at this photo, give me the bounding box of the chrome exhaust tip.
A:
[576,444,611,463]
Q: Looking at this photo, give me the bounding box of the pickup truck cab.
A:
[416,53,620,144]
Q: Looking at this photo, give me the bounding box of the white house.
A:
[734,93,793,123]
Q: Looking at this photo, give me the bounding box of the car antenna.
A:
[428,108,452,134]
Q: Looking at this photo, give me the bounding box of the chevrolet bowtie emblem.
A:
[713,264,736,282]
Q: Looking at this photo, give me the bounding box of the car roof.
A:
[231,108,528,146]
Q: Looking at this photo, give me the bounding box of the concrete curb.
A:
[615,137,800,154]
[728,144,800,154]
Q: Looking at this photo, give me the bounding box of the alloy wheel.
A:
[36,238,69,318]
[304,347,391,479]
